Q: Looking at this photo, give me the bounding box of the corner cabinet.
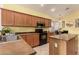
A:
[1,9,51,27]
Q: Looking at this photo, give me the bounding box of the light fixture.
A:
[40,4,44,7]
[51,8,56,12]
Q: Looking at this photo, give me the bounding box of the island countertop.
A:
[0,39,36,55]
[49,34,77,41]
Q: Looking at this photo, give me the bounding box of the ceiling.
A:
[19,4,79,18]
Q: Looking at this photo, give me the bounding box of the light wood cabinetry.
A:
[49,34,78,55]
[26,33,34,47]
[18,14,27,26]
[21,33,39,47]
[31,16,40,26]
[33,33,39,46]
[40,18,45,24]
[14,12,23,26]
[1,9,14,26]
[25,14,31,26]
[14,13,31,26]
[45,19,51,27]
[1,9,51,27]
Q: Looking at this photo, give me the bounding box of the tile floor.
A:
[33,43,79,55]
[33,43,49,55]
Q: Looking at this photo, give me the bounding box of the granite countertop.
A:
[15,32,36,34]
[15,31,47,35]
[49,34,77,41]
[0,39,36,55]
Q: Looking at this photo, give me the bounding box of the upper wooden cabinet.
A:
[45,19,51,27]
[21,14,27,26]
[14,12,23,26]
[31,16,40,26]
[14,12,32,26]
[25,14,31,26]
[1,9,14,26]
[1,9,51,27]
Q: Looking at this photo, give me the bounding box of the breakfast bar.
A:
[49,34,78,55]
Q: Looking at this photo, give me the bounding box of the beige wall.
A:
[2,4,52,32]
[62,10,79,34]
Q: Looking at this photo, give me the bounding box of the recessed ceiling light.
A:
[40,4,44,7]
[51,8,56,12]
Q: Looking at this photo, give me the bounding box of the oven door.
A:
[39,33,47,45]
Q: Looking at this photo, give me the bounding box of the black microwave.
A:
[36,23,45,28]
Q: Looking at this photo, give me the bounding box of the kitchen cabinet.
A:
[25,15,31,26]
[1,9,14,26]
[39,18,45,24]
[1,9,51,27]
[14,12,23,26]
[14,12,31,26]
[49,34,78,55]
[20,14,27,26]
[20,34,34,47]
[31,16,40,26]
[45,19,51,27]
[21,33,39,47]
[26,33,34,47]
[33,33,39,46]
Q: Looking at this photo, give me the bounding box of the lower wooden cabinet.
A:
[33,33,39,46]
[25,34,34,47]
[21,33,39,47]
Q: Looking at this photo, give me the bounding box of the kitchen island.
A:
[0,38,36,55]
[49,34,78,55]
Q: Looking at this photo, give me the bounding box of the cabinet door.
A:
[20,14,32,26]
[14,12,23,26]
[20,14,27,26]
[31,16,40,26]
[14,12,32,26]
[14,12,28,26]
[1,9,14,26]
[40,18,45,23]
[45,19,51,27]
[33,33,39,46]
[26,33,34,47]
[26,15,31,26]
